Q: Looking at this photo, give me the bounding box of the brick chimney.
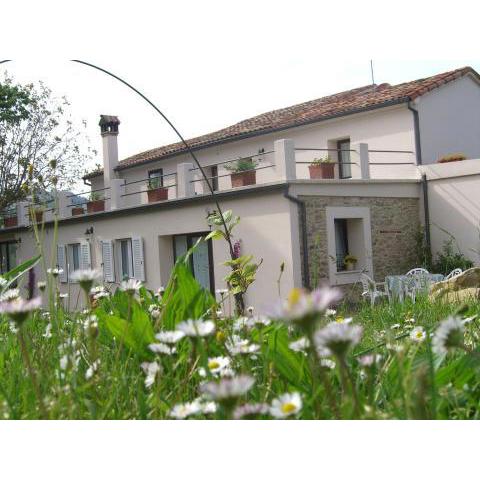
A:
[99,115,120,185]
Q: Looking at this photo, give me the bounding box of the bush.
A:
[432,239,473,276]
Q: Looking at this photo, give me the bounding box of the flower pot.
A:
[309,163,335,179]
[87,200,105,213]
[231,170,257,188]
[30,211,44,223]
[71,207,85,216]
[345,262,357,272]
[147,187,169,203]
[4,216,18,228]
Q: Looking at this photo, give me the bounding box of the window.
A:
[210,166,219,192]
[119,238,134,280]
[334,219,349,271]
[0,241,17,274]
[173,233,214,292]
[338,139,352,179]
[148,168,164,187]
[67,243,81,274]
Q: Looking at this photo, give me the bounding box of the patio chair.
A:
[406,268,429,276]
[360,273,389,306]
[446,268,463,280]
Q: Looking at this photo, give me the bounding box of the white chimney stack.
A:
[99,115,120,185]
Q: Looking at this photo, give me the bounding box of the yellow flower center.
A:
[216,331,226,343]
[288,288,302,307]
[336,316,344,323]
[281,402,296,414]
[416,331,423,339]
[208,360,220,369]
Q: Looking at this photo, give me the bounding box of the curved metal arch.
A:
[0,59,235,253]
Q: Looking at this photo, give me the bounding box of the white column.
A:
[109,179,125,210]
[274,139,296,181]
[351,143,370,179]
[176,163,195,198]
[16,201,30,227]
[57,191,71,218]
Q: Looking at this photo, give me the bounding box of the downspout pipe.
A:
[421,173,432,266]
[283,186,311,290]
[408,100,423,165]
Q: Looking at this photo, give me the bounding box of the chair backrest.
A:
[446,268,463,280]
[406,268,429,276]
[360,273,374,292]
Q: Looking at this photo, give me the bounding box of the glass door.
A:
[338,139,352,179]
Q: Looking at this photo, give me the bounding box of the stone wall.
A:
[300,196,420,287]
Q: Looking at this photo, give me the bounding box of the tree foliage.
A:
[0,73,95,212]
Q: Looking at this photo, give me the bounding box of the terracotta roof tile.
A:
[84,66,478,177]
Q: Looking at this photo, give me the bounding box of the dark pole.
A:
[1,59,245,313]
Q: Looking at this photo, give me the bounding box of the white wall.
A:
[417,74,480,165]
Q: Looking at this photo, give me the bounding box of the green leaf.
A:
[205,230,224,241]
[1,255,41,292]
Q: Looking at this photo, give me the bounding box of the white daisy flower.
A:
[391,323,401,330]
[177,319,215,337]
[120,279,142,294]
[216,288,229,296]
[70,269,101,290]
[85,360,100,380]
[199,375,255,401]
[59,355,68,371]
[247,306,255,316]
[410,326,426,343]
[226,335,260,355]
[432,316,465,356]
[357,354,382,367]
[141,361,162,388]
[320,358,336,369]
[37,281,47,292]
[326,308,337,317]
[313,322,363,358]
[289,337,310,353]
[47,268,63,277]
[169,401,202,419]
[155,330,185,344]
[233,402,270,419]
[463,316,477,325]
[198,356,232,378]
[0,288,20,302]
[405,317,416,323]
[43,323,52,339]
[59,293,68,299]
[148,304,161,319]
[156,286,165,297]
[0,297,41,324]
[148,343,176,355]
[270,392,302,418]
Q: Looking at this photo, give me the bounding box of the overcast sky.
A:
[2,1,479,177]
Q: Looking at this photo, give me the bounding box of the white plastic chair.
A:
[446,268,463,280]
[405,268,430,302]
[360,273,389,306]
[406,268,429,276]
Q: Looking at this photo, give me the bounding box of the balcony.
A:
[0,140,419,229]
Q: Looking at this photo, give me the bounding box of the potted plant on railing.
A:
[226,157,259,187]
[71,205,85,216]
[309,156,335,179]
[3,213,18,228]
[343,254,358,272]
[437,153,467,164]
[87,191,105,213]
[147,176,169,203]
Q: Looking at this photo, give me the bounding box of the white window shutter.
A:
[56,245,68,283]
[80,242,92,270]
[132,236,145,282]
[101,240,115,283]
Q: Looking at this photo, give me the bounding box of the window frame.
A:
[337,139,352,179]
[0,241,17,275]
[334,218,349,272]
[172,232,215,292]
[148,168,164,187]
[67,243,81,278]
[118,238,134,280]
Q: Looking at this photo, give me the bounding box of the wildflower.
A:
[233,403,270,419]
[314,322,363,358]
[149,343,176,355]
[140,361,162,388]
[199,356,232,378]
[0,277,7,289]
[335,316,353,324]
[120,278,142,294]
[47,268,63,277]
[83,315,98,334]
[37,281,47,292]
[271,286,342,327]
[0,297,41,324]
[169,401,202,419]
[199,375,255,401]
[357,354,382,368]
[216,288,229,297]
[270,392,302,418]
[391,323,401,330]
[155,330,185,344]
[59,293,68,299]
[148,304,161,319]
[432,316,465,356]
[289,337,310,353]
[0,288,20,302]
[226,335,260,355]
[410,326,426,343]
[320,358,336,369]
[43,323,52,339]
[156,286,165,297]
[326,308,336,317]
[247,306,255,316]
[70,269,101,292]
[405,317,416,323]
[177,319,215,337]
[59,355,68,370]
[85,360,100,380]
[463,316,476,325]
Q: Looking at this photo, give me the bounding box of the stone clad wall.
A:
[301,196,420,287]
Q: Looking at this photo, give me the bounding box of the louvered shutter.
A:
[101,240,115,283]
[132,236,145,282]
[56,245,68,283]
[80,242,92,270]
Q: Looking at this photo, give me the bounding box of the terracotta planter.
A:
[87,200,105,213]
[30,211,44,223]
[72,207,85,216]
[309,163,335,179]
[231,170,257,188]
[147,187,169,203]
[4,216,18,228]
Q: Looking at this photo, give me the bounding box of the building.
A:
[1,66,480,309]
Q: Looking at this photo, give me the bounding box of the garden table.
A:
[385,273,445,301]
